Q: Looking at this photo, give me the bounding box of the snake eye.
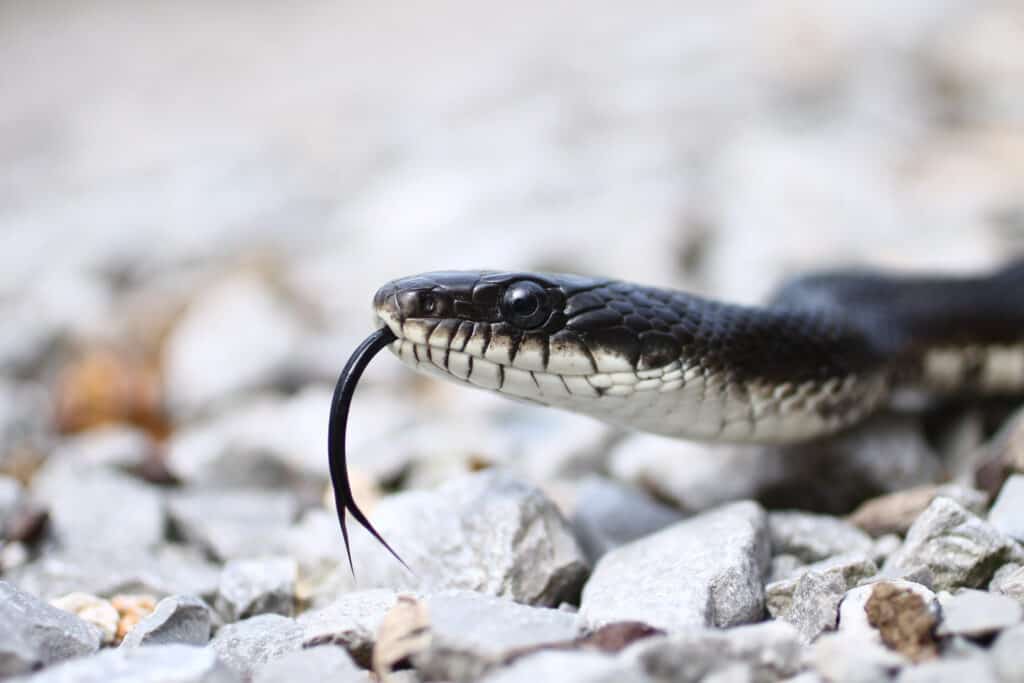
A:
[421,293,437,314]
[501,281,549,329]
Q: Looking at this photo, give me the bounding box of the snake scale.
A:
[330,260,1024,569]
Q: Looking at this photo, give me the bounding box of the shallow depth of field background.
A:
[1,0,1023,500]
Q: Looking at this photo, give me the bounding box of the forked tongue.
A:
[327,326,410,576]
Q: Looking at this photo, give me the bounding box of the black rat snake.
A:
[330,260,1024,569]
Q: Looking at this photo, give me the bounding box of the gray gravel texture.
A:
[3,1,1024,682]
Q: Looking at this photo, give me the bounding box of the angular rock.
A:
[634,621,804,682]
[252,646,368,683]
[580,501,769,632]
[766,554,878,642]
[570,476,684,563]
[989,474,1024,542]
[991,623,1024,683]
[8,545,221,601]
[846,484,988,537]
[216,556,297,621]
[990,563,1024,605]
[0,580,102,676]
[480,650,648,683]
[810,631,906,683]
[298,589,399,667]
[167,490,298,561]
[936,589,1023,637]
[208,614,306,679]
[120,594,213,648]
[49,592,119,644]
[411,590,581,682]
[162,274,305,417]
[768,511,873,563]
[325,470,588,607]
[31,461,165,552]
[11,644,238,682]
[895,656,998,683]
[882,497,1021,590]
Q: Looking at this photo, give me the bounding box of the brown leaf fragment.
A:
[372,595,431,682]
[864,582,938,662]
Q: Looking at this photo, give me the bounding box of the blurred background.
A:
[1,0,1024,596]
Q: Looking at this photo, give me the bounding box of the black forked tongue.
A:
[327,326,410,576]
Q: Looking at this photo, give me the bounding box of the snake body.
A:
[371,262,1024,444]
[331,261,1024,567]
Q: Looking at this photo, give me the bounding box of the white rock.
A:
[480,650,647,683]
[208,614,306,679]
[120,594,213,648]
[10,644,236,683]
[298,589,399,667]
[768,511,874,563]
[989,474,1024,542]
[580,501,769,632]
[216,556,297,622]
[837,580,938,645]
[253,646,369,683]
[936,589,1023,637]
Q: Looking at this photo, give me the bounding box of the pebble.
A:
[410,590,582,683]
[895,656,999,683]
[810,631,906,683]
[634,621,804,682]
[324,470,588,607]
[162,274,306,417]
[49,592,119,645]
[990,563,1024,605]
[935,589,1023,638]
[479,650,646,683]
[570,476,685,563]
[31,461,166,552]
[253,646,369,683]
[167,490,298,561]
[882,496,1022,590]
[298,589,399,667]
[837,580,939,654]
[580,501,769,632]
[989,474,1024,542]
[215,556,297,622]
[766,554,878,642]
[0,580,102,677]
[8,545,221,601]
[208,614,306,679]
[991,623,1024,683]
[119,594,213,648]
[846,484,989,537]
[9,644,238,683]
[768,511,874,562]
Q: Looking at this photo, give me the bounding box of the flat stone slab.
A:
[580,501,770,632]
[9,644,237,683]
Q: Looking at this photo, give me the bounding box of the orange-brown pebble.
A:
[112,594,158,642]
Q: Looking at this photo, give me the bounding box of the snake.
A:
[329,260,1024,570]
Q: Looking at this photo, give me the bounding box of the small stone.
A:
[11,644,237,683]
[895,656,999,683]
[49,592,119,644]
[989,474,1024,542]
[120,594,213,648]
[326,470,588,607]
[570,476,684,563]
[580,501,769,632]
[634,621,804,682]
[855,581,940,662]
[846,484,988,537]
[810,632,906,683]
[253,646,368,683]
[410,590,581,683]
[768,555,805,583]
[768,511,874,563]
[480,650,646,683]
[991,623,1024,683]
[208,614,306,679]
[167,490,298,561]
[990,563,1024,605]
[766,554,878,642]
[216,556,297,622]
[882,496,1021,590]
[162,274,305,416]
[31,461,165,552]
[112,594,158,642]
[0,580,102,676]
[298,589,399,667]
[936,589,1023,637]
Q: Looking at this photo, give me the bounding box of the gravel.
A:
[215,556,297,621]
[120,594,214,648]
[936,589,1023,637]
[207,614,306,679]
[8,644,238,683]
[580,501,770,631]
[0,581,103,677]
[989,474,1024,542]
